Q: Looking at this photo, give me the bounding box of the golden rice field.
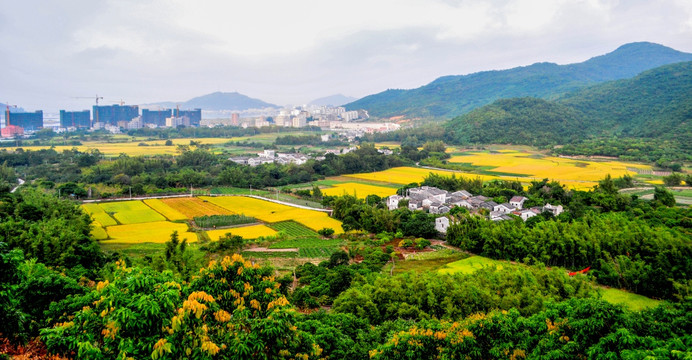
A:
[82,203,118,226]
[160,197,233,218]
[448,151,651,182]
[201,196,343,234]
[143,199,188,221]
[206,225,278,240]
[321,182,397,198]
[90,221,108,240]
[102,221,197,243]
[345,167,500,185]
[7,138,231,157]
[97,200,165,224]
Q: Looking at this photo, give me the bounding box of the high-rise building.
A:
[60,110,91,128]
[142,109,172,126]
[231,113,240,126]
[7,111,43,130]
[173,108,201,127]
[92,105,139,126]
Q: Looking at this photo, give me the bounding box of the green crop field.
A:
[98,200,166,224]
[269,237,342,249]
[241,251,299,259]
[269,221,320,238]
[599,288,662,311]
[438,256,504,275]
[82,203,118,226]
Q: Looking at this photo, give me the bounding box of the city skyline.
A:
[3,0,692,111]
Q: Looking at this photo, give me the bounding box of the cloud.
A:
[2,0,691,111]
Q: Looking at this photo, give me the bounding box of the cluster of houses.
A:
[385,186,564,234]
[229,150,317,166]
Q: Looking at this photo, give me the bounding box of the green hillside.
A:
[445,61,692,147]
[347,42,692,119]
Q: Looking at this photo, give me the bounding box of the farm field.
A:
[346,166,499,185]
[321,182,398,198]
[143,199,187,221]
[447,150,651,183]
[9,138,232,157]
[599,288,661,311]
[102,221,197,243]
[90,222,108,240]
[82,203,118,226]
[206,225,278,240]
[437,256,504,275]
[161,197,233,218]
[97,200,165,224]
[201,196,343,233]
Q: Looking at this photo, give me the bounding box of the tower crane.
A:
[5,103,17,126]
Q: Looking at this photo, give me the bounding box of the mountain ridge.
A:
[345,42,692,119]
[145,91,278,111]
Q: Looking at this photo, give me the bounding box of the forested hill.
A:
[345,42,692,119]
[444,61,692,146]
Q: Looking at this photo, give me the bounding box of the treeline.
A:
[553,138,691,167]
[0,144,408,197]
[275,134,347,146]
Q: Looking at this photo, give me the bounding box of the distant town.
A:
[1,103,400,139]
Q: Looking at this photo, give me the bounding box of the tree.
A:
[663,173,683,186]
[653,186,676,207]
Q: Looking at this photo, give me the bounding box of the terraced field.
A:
[321,182,398,198]
[201,196,343,233]
[161,197,233,218]
[82,203,118,226]
[102,221,197,243]
[143,199,187,221]
[206,225,278,240]
[98,200,166,224]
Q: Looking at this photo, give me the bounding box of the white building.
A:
[435,216,450,234]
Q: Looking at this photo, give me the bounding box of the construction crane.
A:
[5,103,17,126]
[72,95,104,127]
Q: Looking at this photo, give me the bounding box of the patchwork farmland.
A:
[84,196,344,262]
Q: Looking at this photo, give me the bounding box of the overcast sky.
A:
[2,0,692,111]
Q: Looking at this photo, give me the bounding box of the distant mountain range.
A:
[146,92,278,111]
[309,94,357,107]
[345,42,692,119]
[444,61,692,146]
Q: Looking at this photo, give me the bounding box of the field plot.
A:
[82,203,118,226]
[345,166,499,185]
[206,225,278,240]
[90,222,108,240]
[8,138,232,157]
[438,256,504,275]
[321,182,397,198]
[102,221,196,243]
[269,221,319,237]
[143,199,187,221]
[448,151,651,183]
[599,288,661,311]
[270,238,342,249]
[201,196,343,233]
[161,197,233,218]
[98,200,165,224]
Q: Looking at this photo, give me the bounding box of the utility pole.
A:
[129,186,132,199]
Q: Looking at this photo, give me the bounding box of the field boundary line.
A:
[206,194,333,215]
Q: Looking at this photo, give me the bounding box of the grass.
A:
[98,200,166,224]
[599,288,662,311]
[437,256,504,275]
[206,225,278,240]
[210,187,270,195]
[101,221,197,243]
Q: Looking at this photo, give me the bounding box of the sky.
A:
[2,0,692,111]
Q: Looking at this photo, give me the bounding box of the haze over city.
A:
[3,0,692,111]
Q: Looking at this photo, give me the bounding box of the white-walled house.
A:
[543,203,564,216]
[387,195,404,210]
[435,216,450,234]
[510,196,528,210]
[493,203,516,214]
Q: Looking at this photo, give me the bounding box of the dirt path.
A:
[244,247,298,252]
